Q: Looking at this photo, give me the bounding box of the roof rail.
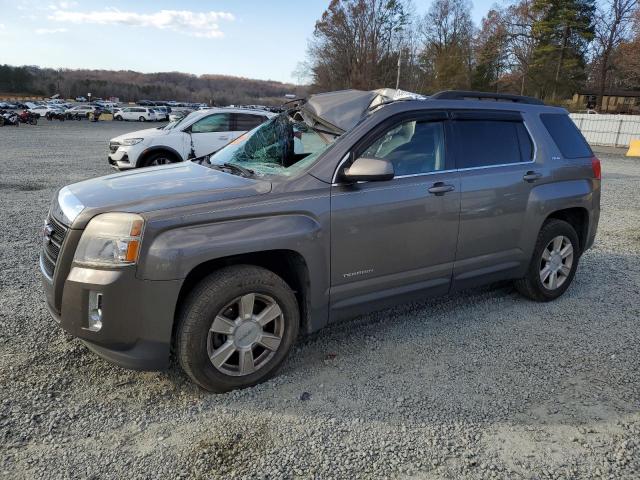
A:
[430,90,544,105]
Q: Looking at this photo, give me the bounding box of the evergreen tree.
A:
[529,0,595,101]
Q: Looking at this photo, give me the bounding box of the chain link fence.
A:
[570,113,640,147]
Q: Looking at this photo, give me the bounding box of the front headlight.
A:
[74,213,144,267]
[121,138,143,146]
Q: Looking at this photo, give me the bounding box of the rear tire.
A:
[176,265,299,392]
[515,219,580,302]
[139,116,146,122]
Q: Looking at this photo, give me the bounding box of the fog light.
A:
[87,291,103,332]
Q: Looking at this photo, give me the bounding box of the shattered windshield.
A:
[207,113,335,177]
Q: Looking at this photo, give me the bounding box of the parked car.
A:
[108,107,273,169]
[41,89,601,392]
[113,107,157,122]
[29,105,63,117]
[168,110,191,122]
[96,101,119,110]
[64,105,94,119]
[75,96,87,102]
[152,106,170,121]
[47,99,72,109]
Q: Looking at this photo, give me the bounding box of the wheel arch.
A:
[172,249,312,344]
[544,207,589,254]
[136,146,183,167]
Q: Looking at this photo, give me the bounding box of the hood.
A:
[63,162,271,227]
[300,88,426,133]
[112,127,172,142]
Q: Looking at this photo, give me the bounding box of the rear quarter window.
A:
[540,113,592,158]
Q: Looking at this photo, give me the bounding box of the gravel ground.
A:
[0,121,639,480]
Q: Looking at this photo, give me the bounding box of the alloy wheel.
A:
[207,293,284,376]
[148,157,171,166]
[539,235,574,290]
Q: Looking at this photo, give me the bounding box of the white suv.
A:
[114,107,157,122]
[108,108,274,169]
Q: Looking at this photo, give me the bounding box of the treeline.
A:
[0,65,305,105]
[306,0,640,106]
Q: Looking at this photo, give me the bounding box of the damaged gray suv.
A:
[41,90,601,392]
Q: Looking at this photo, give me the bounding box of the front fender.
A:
[139,213,330,332]
[140,214,325,281]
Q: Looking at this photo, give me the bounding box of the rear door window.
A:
[232,113,267,131]
[191,113,231,133]
[452,112,532,168]
[540,113,592,158]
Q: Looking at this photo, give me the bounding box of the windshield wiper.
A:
[223,162,254,177]
[209,162,254,177]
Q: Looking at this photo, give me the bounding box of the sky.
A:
[0,0,495,84]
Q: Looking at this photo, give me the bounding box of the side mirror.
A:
[343,157,394,182]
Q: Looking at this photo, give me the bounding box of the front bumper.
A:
[41,262,182,370]
[108,143,145,170]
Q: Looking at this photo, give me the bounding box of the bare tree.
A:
[308,0,409,91]
[419,0,474,91]
[592,0,637,110]
[472,9,509,92]
[502,0,540,94]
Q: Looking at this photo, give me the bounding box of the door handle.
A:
[523,171,542,182]
[428,182,455,195]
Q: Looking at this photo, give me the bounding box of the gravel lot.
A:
[1,121,639,479]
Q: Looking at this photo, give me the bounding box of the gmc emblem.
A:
[43,224,54,244]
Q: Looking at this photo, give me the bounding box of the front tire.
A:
[139,151,178,167]
[176,265,299,392]
[515,219,580,302]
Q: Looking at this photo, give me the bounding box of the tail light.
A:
[591,156,601,180]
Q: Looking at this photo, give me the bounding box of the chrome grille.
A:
[41,215,68,278]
